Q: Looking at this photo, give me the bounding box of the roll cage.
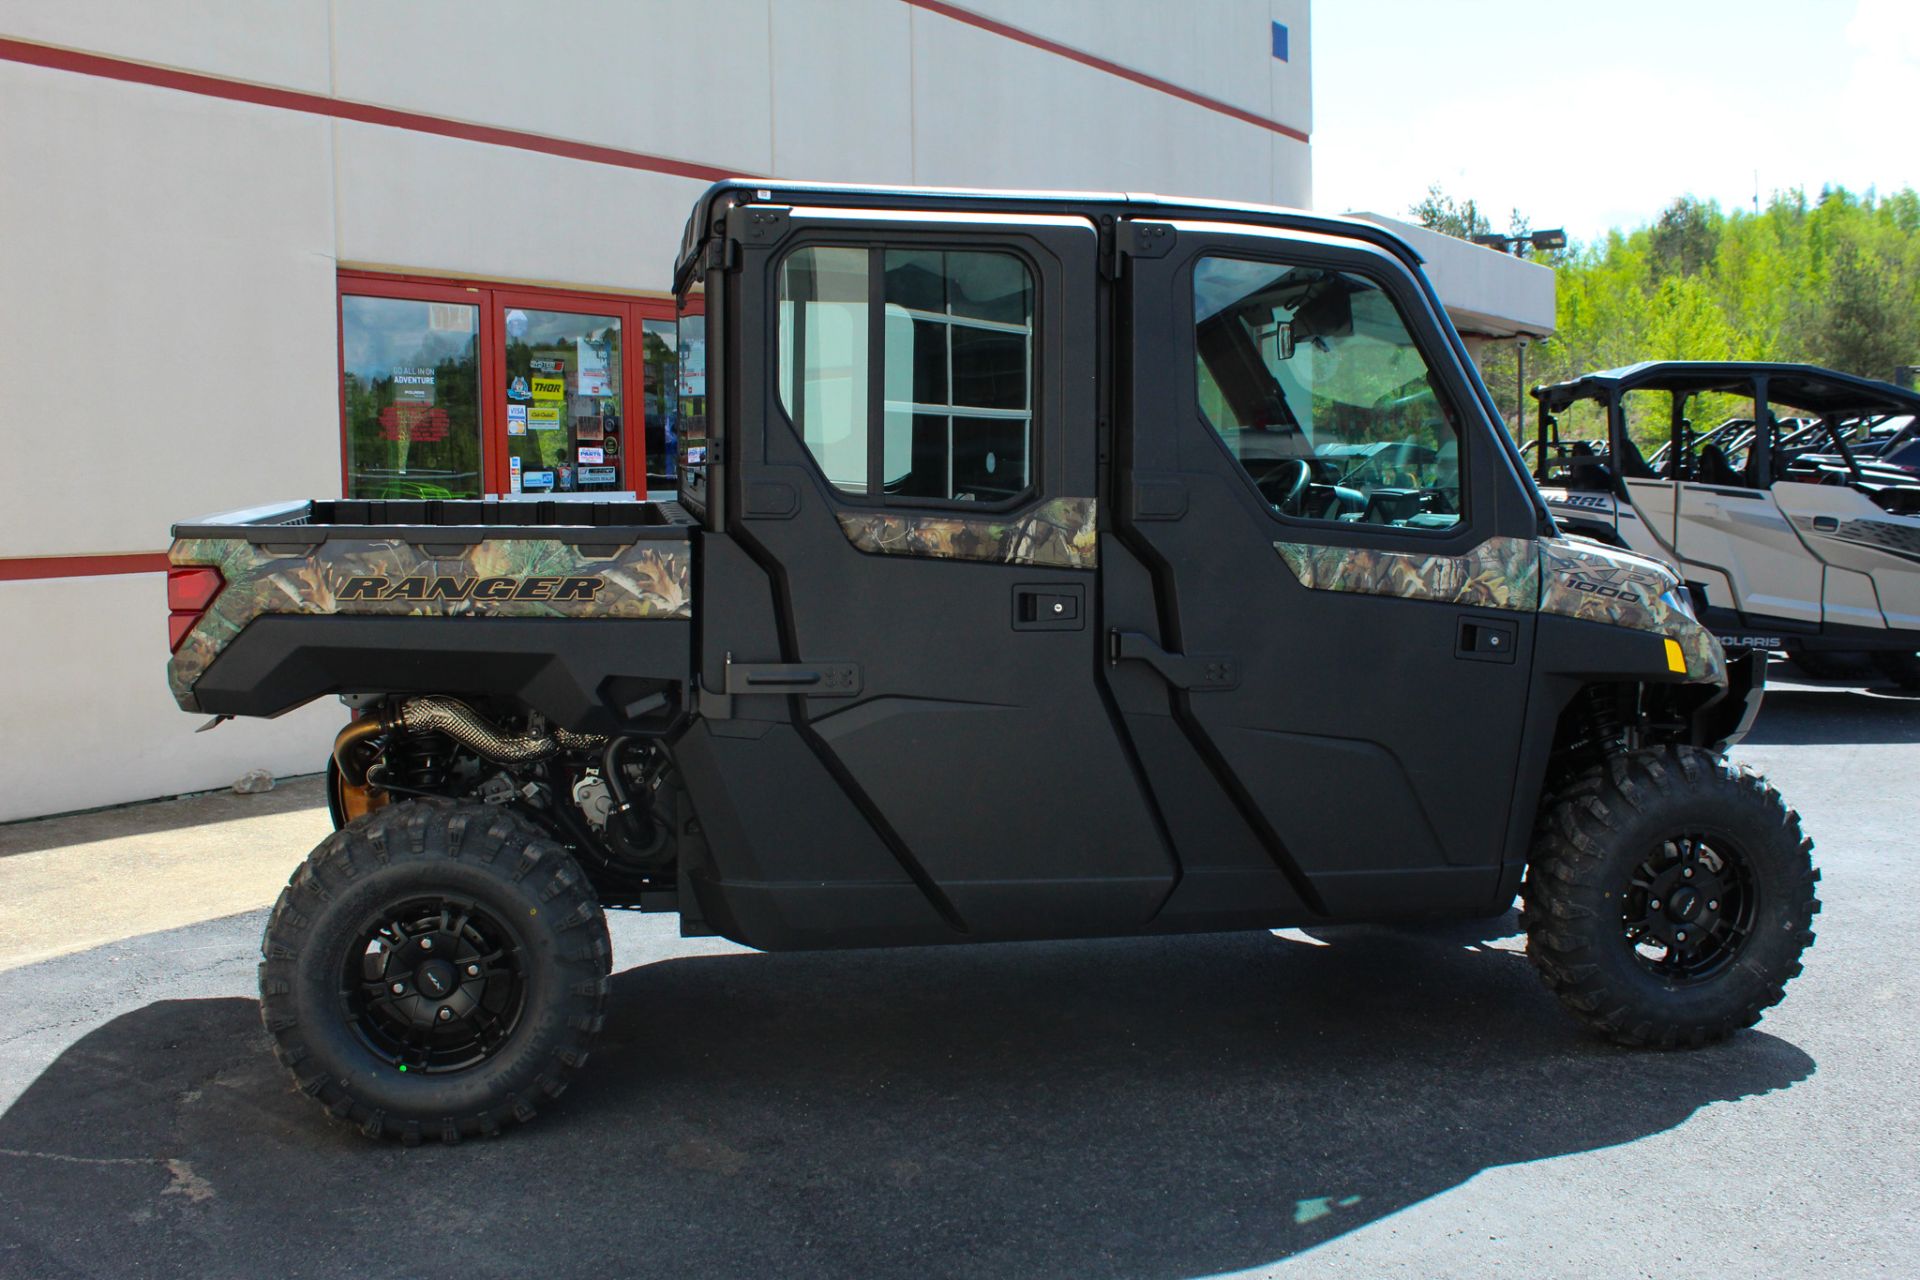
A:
[1530,361,1920,513]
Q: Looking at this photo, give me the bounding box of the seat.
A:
[1615,434,1655,479]
[1695,443,1740,487]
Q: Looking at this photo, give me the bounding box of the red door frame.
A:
[337,270,680,497]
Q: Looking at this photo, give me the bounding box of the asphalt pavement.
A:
[0,675,1916,1279]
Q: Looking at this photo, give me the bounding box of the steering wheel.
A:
[1257,458,1311,513]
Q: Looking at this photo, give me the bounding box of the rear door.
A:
[708,204,1173,937]
[1107,220,1540,918]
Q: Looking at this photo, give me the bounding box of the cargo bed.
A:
[165,498,695,730]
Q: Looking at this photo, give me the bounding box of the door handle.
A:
[1455,616,1518,664]
[1012,584,1085,631]
[1108,630,1240,690]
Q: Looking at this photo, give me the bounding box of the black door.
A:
[1105,221,1542,920]
[694,205,1173,942]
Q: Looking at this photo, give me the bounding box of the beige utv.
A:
[1530,362,1920,687]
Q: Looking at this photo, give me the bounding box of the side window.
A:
[779,245,1035,504]
[1194,256,1464,530]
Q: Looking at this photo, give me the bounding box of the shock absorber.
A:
[386,731,454,791]
[1583,685,1626,759]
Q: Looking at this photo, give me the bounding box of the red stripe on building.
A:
[900,0,1309,143]
[0,37,741,182]
[1,11,1306,178]
[0,553,171,582]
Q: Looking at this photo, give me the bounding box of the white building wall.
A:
[0,0,1323,821]
[0,56,347,821]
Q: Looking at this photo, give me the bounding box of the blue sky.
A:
[1312,0,1920,243]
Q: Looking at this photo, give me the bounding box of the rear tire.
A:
[1786,646,1873,680]
[1870,650,1920,690]
[1523,747,1818,1048]
[259,800,611,1142]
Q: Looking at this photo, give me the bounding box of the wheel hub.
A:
[342,898,526,1074]
[1623,834,1756,981]
[414,955,459,1000]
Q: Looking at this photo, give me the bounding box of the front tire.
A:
[259,800,611,1142]
[1523,747,1818,1048]
[1870,649,1920,690]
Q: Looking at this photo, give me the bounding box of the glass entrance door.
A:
[337,273,691,499]
[501,307,624,494]
[340,293,483,499]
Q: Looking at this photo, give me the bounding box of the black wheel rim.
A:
[340,895,527,1074]
[1622,831,1759,982]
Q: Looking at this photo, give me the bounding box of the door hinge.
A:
[697,652,862,719]
[1108,629,1239,691]
[1104,220,1177,278]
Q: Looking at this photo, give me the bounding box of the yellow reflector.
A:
[1663,637,1687,674]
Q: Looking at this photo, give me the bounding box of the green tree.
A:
[1410,184,1492,240]
[1412,182,1920,444]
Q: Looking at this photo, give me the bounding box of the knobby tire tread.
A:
[258,800,611,1143]
[1521,746,1819,1049]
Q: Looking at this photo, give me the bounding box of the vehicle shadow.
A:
[0,927,1812,1280]
[1743,685,1920,747]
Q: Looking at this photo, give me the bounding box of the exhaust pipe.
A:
[332,697,607,785]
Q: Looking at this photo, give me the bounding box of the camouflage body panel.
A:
[1538,537,1725,684]
[1272,536,1539,610]
[836,496,1098,569]
[1273,534,1727,684]
[167,535,692,708]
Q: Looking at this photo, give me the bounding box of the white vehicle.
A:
[1530,362,1920,688]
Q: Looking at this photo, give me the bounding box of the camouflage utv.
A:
[165,183,1818,1143]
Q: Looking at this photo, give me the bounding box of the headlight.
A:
[1660,586,1698,622]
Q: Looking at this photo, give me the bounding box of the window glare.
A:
[778,246,1034,503]
[1193,257,1464,531]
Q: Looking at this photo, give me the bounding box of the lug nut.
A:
[390,982,405,995]
[1651,899,1662,910]
[437,1007,453,1022]
[1709,900,1719,911]
[1683,868,1694,878]
[466,964,481,977]
[421,938,433,951]
[1676,931,1689,942]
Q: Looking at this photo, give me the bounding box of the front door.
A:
[1108,221,1540,918]
[1667,412,1824,627]
[707,206,1173,938]
[495,298,631,497]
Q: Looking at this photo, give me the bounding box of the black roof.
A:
[672,179,1426,291]
[1533,361,1920,415]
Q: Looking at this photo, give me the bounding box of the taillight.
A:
[167,566,225,652]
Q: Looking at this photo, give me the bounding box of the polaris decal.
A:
[337,575,604,603]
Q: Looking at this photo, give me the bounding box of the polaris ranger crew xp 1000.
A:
[165,183,1818,1143]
